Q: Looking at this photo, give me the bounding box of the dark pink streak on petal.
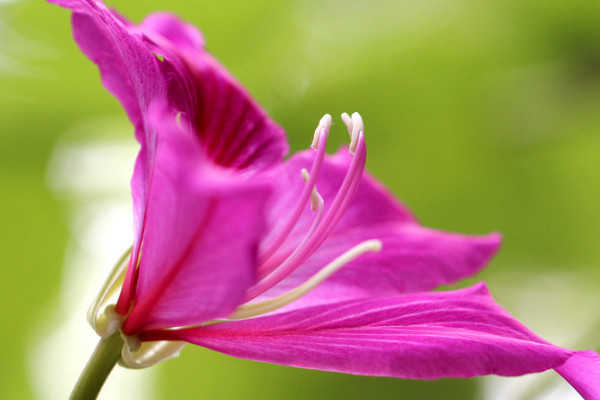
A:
[136,13,289,171]
[187,53,288,170]
[122,107,271,334]
[143,284,573,380]
[50,0,288,312]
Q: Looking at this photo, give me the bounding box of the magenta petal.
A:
[261,228,500,310]
[137,13,289,170]
[169,51,288,170]
[139,13,204,51]
[51,0,288,170]
[115,147,149,310]
[122,107,271,334]
[555,350,600,399]
[50,0,166,143]
[144,284,575,380]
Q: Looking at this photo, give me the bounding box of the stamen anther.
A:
[341,112,353,134]
[311,114,332,149]
[341,112,364,154]
[350,112,364,154]
[301,168,323,212]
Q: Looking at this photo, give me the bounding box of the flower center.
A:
[88,112,380,367]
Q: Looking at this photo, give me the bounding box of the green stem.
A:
[69,332,124,400]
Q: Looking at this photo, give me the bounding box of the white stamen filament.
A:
[249,119,367,299]
[228,239,382,320]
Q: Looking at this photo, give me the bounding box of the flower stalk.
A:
[69,332,124,400]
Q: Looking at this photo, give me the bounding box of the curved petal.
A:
[49,0,166,143]
[50,2,169,297]
[51,0,289,170]
[140,24,289,170]
[139,13,204,52]
[122,107,271,334]
[259,148,500,307]
[143,284,583,383]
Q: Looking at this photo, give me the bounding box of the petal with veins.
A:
[138,13,289,170]
[51,0,288,170]
[143,284,586,383]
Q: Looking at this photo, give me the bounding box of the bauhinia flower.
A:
[50,1,600,399]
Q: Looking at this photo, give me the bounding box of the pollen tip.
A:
[320,113,332,131]
[341,112,353,134]
[341,112,364,154]
[311,114,332,150]
[300,168,322,212]
[346,112,364,154]
[311,191,323,212]
[301,168,310,182]
[367,239,383,253]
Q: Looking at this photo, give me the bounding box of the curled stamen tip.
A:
[365,239,383,253]
[342,112,364,154]
[301,168,310,182]
[341,112,352,133]
[320,114,332,131]
[311,191,323,212]
[311,114,332,149]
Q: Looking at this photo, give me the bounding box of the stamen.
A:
[258,186,325,280]
[258,116,330,266]
[247,131,367,300]
[229,239,382,320]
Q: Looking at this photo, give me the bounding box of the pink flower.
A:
[51,1,600,398]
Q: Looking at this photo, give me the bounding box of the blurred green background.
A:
[2,0,600,399]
